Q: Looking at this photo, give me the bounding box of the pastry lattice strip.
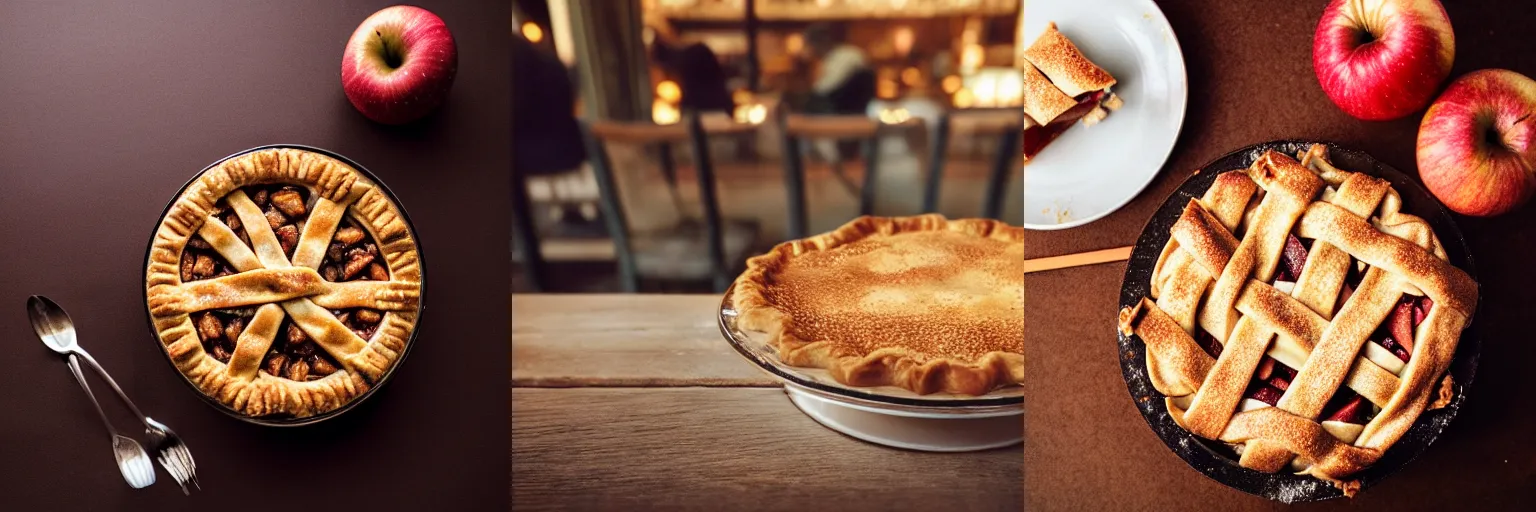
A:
[1119,146,1476,493]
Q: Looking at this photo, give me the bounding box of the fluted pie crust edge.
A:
[145,148,422,419]
[730,215,1024,396]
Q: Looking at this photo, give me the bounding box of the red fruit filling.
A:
[1245,356,1297,404]
[1368,295,1432,363]
[1245,382,1284,406]
[1194,327,1223,359]
[1276,235,1310,282]
[1322,392,1366,424]
[1022,90,1107,160]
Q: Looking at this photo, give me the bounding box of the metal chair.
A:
[922,108,1025,220]
[776,111,923,240]
[579,113,758,293]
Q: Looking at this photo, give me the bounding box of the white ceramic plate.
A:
[1022,0,1188,230]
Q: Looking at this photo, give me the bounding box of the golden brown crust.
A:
[732,215,1023,396]
[145,148,422,419]
[1118,146,1477,491]
[1021,61,1078,126]
[1023,22,1117,97]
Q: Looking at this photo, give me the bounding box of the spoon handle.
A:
[72,350,150,424]
[67,354,120,439]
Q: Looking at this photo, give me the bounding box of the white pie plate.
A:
[1021,0,1188,230]
[718,289,1021,452]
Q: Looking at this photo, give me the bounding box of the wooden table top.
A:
[1025,1,1536,509]
[511,294,1021,510]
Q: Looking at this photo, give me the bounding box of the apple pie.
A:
[1117,145,1477,495]
[1022,22,1122,161]
[145,147,422,420]
[731,215,1023,396]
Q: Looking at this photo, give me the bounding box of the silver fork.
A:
[29,295,199,494]
[146,417,199,493]
[77,357,201,495]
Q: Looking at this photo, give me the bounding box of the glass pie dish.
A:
[719,286,1022,451]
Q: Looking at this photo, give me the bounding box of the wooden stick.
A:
[1024,246,1133,274]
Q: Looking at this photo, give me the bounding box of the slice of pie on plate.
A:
[730,215,1023,396]
[1022,21,1122,161]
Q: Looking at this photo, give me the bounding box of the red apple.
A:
[1417,69,1536,217]
[342,5,458,125]
[1314,0,1455,121]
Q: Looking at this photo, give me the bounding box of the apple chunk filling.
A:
[178,184,390,381]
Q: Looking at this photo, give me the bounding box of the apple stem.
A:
[1506,114,1534,154]
[376,30,403,69]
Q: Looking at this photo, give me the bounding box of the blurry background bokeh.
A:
[513,0,1025,293]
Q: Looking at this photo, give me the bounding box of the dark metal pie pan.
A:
[1114,140,1480,503]
[141,144,427,427]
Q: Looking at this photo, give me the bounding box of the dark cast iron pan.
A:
[1114,140,1481,503]
[141,144,427,427]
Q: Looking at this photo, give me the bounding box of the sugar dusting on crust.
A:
[767,230,1023,361]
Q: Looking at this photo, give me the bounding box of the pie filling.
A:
[1208,229,1435,454]
[178,184,389,382]
[1023,90,1108,160]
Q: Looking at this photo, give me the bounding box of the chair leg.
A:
[511,169,546,292]
[982,128,1021,220]
[686,115,730,292]
[859,136,880,216]
[656,142,688,219]
[923,114,951,214]
[780,132,808,240]
[580,121,640,293]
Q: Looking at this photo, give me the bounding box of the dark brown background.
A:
[0,1,510,509]
[1026,0,1535,510]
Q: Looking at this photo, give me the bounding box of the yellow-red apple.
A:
[1417,69,1536,217]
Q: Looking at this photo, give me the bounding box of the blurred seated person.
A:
[646,17,733,114]
[512,25,598,230]
[803,23,875,116]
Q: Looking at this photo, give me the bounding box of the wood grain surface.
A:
[512,294,1021,510]
[512,388,1020,511]
[512,294,777,386]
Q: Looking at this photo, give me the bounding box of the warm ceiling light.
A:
[893,27,915,57]
[901,67,923,87]
[954,88,975,108]
[732,89,755,105]
[785,34,804,54]
[521,22,544,44]
[653,102,680,125]
[960,44,984,73]
[877,79,899,99]
[746,104,768,125]
[941,75,963,94]
[657,80,682,103]
[878,108,911,125]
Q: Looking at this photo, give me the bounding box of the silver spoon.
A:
[28,296,156,489]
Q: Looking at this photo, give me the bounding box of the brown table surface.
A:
[1025,0,1536,509]
[0,1,510,509]
[511,294,1021,511]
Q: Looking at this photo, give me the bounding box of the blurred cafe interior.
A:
[512,0,1025,293]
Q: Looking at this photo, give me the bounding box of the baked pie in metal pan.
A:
[1117,141,1479,501]
[144,146,423,424]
